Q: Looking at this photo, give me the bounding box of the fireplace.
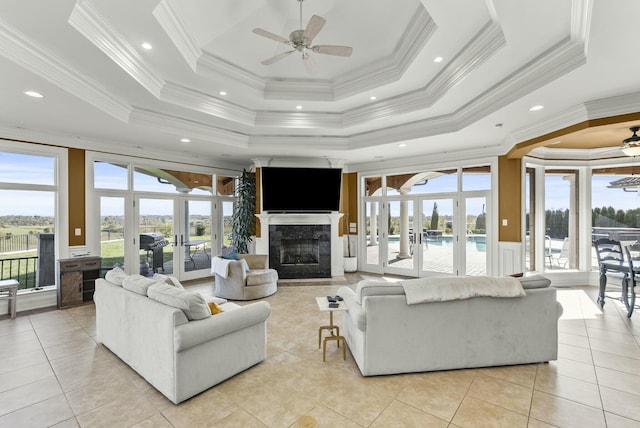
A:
[269,224,331,278]
[256,212,344,278]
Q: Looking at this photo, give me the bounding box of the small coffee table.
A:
[315,296,347,362]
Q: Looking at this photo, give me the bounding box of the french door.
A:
[365,193,488,277]
[135,196,215,280]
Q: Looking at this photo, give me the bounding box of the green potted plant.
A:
[231,169,256,254]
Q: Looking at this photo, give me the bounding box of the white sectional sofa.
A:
[337,275,562,376]
[94,269,271,404]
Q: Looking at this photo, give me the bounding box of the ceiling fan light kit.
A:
[622,126,640,156]
[252,0,353,75]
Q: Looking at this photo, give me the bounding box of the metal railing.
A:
[0,234,40,252]
[0,256,38,289]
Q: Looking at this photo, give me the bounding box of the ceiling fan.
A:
[252,0,353,75]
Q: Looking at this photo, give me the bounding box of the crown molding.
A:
[161,82,256,126]
[458,37,586,128]
[571,0,593,52]
[585,92,640,119]
[152,0,200,71]
[263,5,435,101]
[69,0,164,98]
[252,157,344,169]
[349,145,501,173]
[255,111,342,129]
[333,5,437,100]
[343,20,505,127]
[130,108,249,148]
[264,79,335,101]
[248,135,349,151]
[0,17,131,123]
[197,52,265,93]
[0,122,249,170]
[348,113,458,150]
[510,104,589,145]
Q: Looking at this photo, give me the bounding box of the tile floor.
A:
[0,273,639,427]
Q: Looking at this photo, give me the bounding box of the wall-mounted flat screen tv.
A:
[261,167,342,212]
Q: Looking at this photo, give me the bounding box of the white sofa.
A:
[337,275,563,376]
[94,270,271,404]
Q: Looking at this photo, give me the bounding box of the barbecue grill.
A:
[139,233,169,274]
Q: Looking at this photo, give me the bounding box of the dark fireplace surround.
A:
[269,224,331,278]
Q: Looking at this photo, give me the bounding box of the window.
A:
[592,166,640,270]
[0,148,59,289]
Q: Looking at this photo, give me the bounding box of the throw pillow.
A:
[208,301,223,315]
[239,258,251,273]
[221,249,240,260]
[105,267,128,286]
[518,274,551,289]
[152,273,185,289]
[147,283,211,320]
[122,274,158,296]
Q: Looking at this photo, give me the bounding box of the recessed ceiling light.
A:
[141,42,152,50]
[180,138,191,143]
[369,96,377,101]
[398,143,407,148]
[434,56,443,63]
[296,105,302,110]
[219,91,227,96]
[24,91,44,98]
[495,123,503,128]
[529,105,544,111]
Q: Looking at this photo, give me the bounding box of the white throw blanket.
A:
[400,276,525,305]
[211,257,233,278]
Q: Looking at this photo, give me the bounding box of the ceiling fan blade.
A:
[311,45,353,57]
[261,50,294,65]
[303,15,326,43]
[303,54,318,76]
[252,28,290,45]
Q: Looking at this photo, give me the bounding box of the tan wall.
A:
[68,148,86,246]
[498,156,521,242]
[340,172,358,235]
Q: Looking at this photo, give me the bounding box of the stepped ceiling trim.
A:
[130,108,249,148]
[69,0,164,98]
[161,82,256,126]
[197,52,265,93]
[3,0,635,167]
[152,0,200,71]
[0,17,131,123]
[58,0,584,141]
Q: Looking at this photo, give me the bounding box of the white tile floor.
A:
[0,274,639,427]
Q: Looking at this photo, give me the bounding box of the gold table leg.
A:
[318,310,346,362]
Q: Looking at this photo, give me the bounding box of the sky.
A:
[2,152,640,217]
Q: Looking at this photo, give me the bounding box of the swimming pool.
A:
[387,234,487,252]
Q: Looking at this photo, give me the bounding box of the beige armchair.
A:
[212,254,278,300]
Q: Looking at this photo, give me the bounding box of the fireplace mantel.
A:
[256,212,344,277]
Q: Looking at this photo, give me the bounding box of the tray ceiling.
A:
[0,0,638,169]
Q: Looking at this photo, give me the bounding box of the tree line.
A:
[529,206,640,239]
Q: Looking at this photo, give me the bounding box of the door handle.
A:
[180,234,184,246]
[174,235,178,246]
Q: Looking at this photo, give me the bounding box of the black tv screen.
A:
[261,167,342,212]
